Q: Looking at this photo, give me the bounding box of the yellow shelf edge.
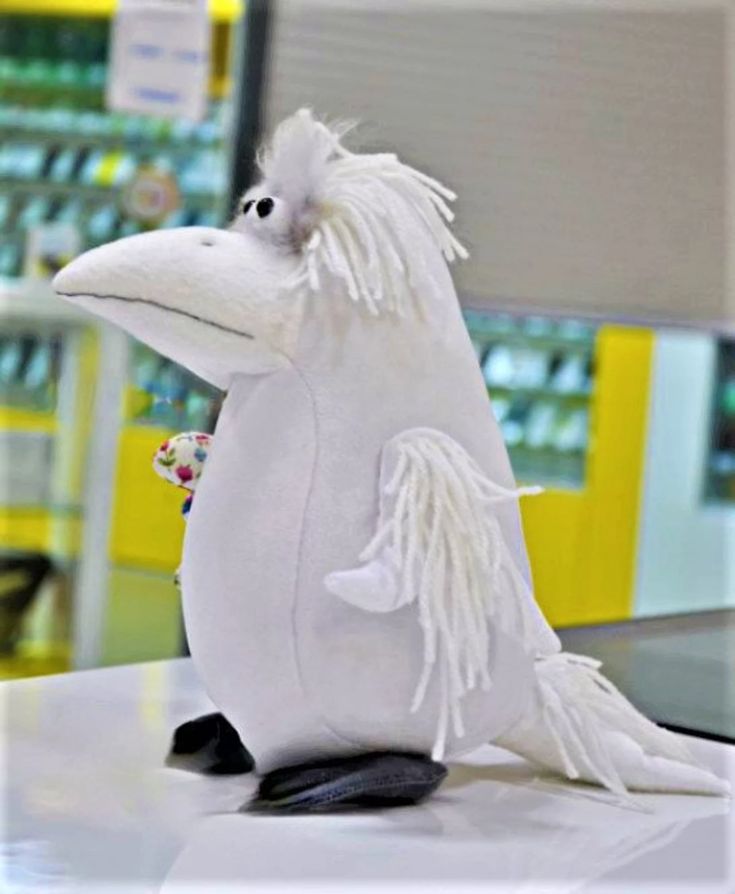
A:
[0,406,57,433]
[0,0,243,23]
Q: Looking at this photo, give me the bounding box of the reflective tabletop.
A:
[1,658,733,893]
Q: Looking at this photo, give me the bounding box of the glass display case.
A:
[0,1,245,676]
[705,336,735,504]
[0,284,92,676]
[0,328,61,507]
[463,308,597,487]
[0,328,60,413]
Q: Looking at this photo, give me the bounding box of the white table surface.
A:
[0,658,732,894]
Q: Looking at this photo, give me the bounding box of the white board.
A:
[106,0,211,123]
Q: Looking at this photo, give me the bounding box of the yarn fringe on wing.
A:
[257,109,468,317]
[348,428,552,760]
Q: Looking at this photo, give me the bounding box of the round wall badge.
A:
[122,165,180,225]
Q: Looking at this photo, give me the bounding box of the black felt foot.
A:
[166,712,255,775]
[247,751,447,813]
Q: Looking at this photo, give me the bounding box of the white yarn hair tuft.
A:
[253,108,468,317]
[330,428,551,761]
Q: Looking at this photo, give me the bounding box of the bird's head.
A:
[54,109,466,389]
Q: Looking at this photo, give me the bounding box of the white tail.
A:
[325,427,559,760]
[496,652,730,797]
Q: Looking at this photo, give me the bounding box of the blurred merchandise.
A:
[0,553,53,655]
[0,310,88,679]
[0,11,237,275]
[127,342,221,433]
[24,221,81,278]
[464,309,595,487]
[463,310,661,630]
[0,330,60,412]
[705,338,735,504]
[0,1,244,679]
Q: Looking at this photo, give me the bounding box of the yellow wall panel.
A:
[109,426,185,572]
[521,325,654,627]
[0,509,50,553]
[102,567,181,666]
[520,489,586,628]
[578,325,653,624]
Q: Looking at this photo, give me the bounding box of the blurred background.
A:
[0,0,732,744]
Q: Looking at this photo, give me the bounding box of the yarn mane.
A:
[249,109,468,317]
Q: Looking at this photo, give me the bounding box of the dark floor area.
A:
[558,609,735,742]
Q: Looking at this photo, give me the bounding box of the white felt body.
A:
[53,110,729,796]
[182,258,554,773]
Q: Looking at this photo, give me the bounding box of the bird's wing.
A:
[325,427,559,759]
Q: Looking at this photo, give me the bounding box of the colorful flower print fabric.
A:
[153,432,213,495]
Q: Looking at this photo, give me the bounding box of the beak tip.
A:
[52,264,74,297]
[53,255,91,301]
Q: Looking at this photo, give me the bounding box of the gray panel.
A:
[264,2,725,324]
[559,610,735,740]
[0,431,54,507]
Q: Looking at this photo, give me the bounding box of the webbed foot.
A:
[166,712,255,775]
[247,751,446,813]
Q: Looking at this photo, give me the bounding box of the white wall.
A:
[264,1,726,325]
[635,331,735,616]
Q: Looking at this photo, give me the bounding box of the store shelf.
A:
[0,647,70,679]
[0,0,244,24]
[476,334,593,355]
[464,308,596,352]
[464,308,596,488]
[0,124,224,153]
[1,177,220,206]
[0,276,88,324]
[0,405,55,432]
[488,384,592,404]
[505,445,586,489]
[0,81,103,101]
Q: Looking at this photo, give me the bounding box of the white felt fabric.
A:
[54,110,728,796]
[53,227,300,389]
[182,272,542,772]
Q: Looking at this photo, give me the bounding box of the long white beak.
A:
[54,227,299,388]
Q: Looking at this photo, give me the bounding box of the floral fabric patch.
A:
[153,432,213,494]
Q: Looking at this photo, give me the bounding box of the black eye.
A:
[256,197,274,218]
[242,199,254,215]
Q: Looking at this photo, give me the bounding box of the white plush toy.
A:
[54,110,728,810]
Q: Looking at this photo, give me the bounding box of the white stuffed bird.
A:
[54,110,728,811]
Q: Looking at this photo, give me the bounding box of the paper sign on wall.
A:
[106,0,211,122]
